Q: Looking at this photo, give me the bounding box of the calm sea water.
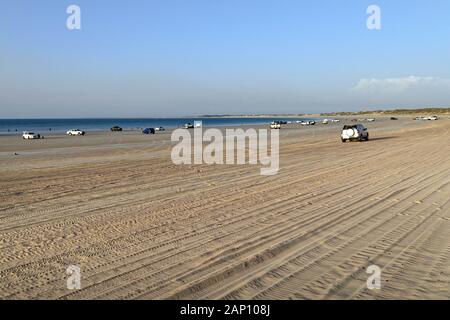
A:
[0,117,314,134]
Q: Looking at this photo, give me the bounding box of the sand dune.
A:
[0,118,449,299]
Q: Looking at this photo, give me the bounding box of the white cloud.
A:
[352,76,450,94]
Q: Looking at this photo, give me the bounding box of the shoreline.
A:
[2,108,449,135]
[0,117,320,136]
[2,113,448,136]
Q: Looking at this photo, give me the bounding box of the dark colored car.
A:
[111,126,123,132]
[142,128,155,134]
[390,117,398,120]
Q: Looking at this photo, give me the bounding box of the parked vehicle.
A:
[155,127,165,131]
[22,132,42,139]
[331,119,340,123]
[366,118,375,122]
[301,120,316,126]
[322,119,329,124]
[67,129,85,136]
[341,124,369,142]
[110,126,123,132]
[423,116,438,121]
[142,128,155,134]
[390,117,398,120]
[183,123,194,129]
[270,122,281,129]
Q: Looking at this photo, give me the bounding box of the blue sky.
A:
[1,0,450,117]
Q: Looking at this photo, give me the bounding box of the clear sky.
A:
[1,0,450,118]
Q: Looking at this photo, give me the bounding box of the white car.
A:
[331,119,340,123]
[366,118,375,122]
[67,129,85,136]
[22,132,42,139]
[322,119,329,124]
[301,120,316,126]
[341,124,369,142]
[270,122,281,129]
[155,127,165,131]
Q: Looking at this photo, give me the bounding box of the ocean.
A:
[0,117,315,134]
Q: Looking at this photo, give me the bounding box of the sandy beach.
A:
[0,117,449,300]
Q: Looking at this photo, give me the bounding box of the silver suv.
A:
[341,124,369,142]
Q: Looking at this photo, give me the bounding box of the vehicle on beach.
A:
[110,126,123,132]
[323,119,340,124]
[366,118,375,122]
[390,117,398,120]
[66,129,85,136]
[183,123,194,129]
[341,124,369,142]
[301,120,316,126]
[420,116,438,121]
[270,122,281,129]
[142,128,155,134]
[155,127,165,131]
[22,132,42,139]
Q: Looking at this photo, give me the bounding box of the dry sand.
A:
[0,117,449,299]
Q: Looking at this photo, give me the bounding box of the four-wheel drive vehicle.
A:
[155,126,165,131]
[111,126,123,132]
[22,132,42,139]
[272,120,287,125]
[301,120,316,126]
[67,129,85,136]
[270,122,281,129]
[183,123,194,129]
[341,124,369,142]
[423,116,438,121]
[142,128,155,134]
